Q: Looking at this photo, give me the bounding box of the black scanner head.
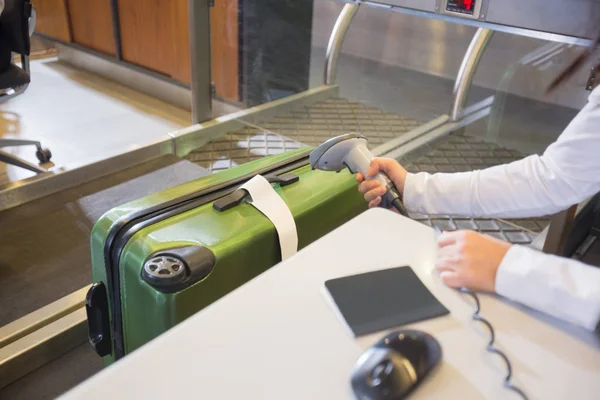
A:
[351,329,442,400]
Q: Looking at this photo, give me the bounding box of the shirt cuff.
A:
[495,245,600,331]
[494,245,530,300]
[402,173,420,213]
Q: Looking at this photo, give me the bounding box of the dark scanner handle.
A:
[86,282,112,357]
[213,173,299,212]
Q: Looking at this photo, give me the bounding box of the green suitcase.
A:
[86,148,367,364]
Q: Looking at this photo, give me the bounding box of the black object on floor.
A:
[0,156,209,326]
[324,266,449,337]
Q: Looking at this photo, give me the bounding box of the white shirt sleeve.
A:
[496,245,600,330]
[401,87,600,331]
[403,87,600,218]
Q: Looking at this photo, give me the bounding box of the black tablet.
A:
[324,266,449,337]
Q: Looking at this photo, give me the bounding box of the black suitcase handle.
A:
[86,282,112,357]
[213,173,299,212]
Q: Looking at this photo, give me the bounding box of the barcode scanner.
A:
[309,133,408,216]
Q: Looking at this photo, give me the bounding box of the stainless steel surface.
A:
[486,0,599,39]
[385,100,491,159]
[57,44,193,112]
[450,28,494,121]
[324,3,360,85]
[0,287,89,349]
[312,1,594,113]
[0,308,87,389]
[173,85,340,158]
[0,137,173,212]
[372,0,436,11]
[188,0,212,123]
[345,0,598,45]
[372,114,450,156]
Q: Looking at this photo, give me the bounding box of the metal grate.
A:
[186,97,550,244]
[399,131,550,242]
[186,98,422,172]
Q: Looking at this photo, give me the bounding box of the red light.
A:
[464,0,473,10]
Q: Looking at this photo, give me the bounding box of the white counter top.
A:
[62,209,600,400]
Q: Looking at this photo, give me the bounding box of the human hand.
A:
[355,158,408,209]
[435,230,511,293]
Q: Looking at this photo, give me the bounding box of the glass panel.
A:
[309,1,468,121]
[464,32,591,155]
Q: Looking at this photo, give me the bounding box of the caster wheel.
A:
[36,148,52,163]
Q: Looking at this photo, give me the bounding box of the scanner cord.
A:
[460,289,529,400]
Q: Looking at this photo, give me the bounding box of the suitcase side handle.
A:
[86,282,112,357]
[213,173,299,212]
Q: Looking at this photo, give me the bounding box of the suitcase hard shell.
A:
[86,148,367,364]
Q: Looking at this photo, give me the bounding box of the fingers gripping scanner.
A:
[309,133,409,216]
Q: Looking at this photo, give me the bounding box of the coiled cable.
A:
[460,288,529,400]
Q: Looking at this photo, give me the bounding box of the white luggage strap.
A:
[239,175,298,260]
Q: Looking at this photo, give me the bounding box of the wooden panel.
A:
[33,0,71,42]
[67,0,115,56]
[210,0,239,101]
[170,0,191,84]
[118,0,190,84]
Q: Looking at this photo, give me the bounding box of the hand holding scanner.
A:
[309,133,408,216]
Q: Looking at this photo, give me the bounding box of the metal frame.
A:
[382,96,494,160]
[323,4,495,158]
[324,3,360,85]
[109,0,123,60]
[0,286,89,349]
[0,287,89,389]
[0,308,87,389]
[450,28,494,121]
[188,0,213,124]
[345,0,596,47]
[172,85,340,157]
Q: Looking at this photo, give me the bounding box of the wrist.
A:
[491,242,512,291]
